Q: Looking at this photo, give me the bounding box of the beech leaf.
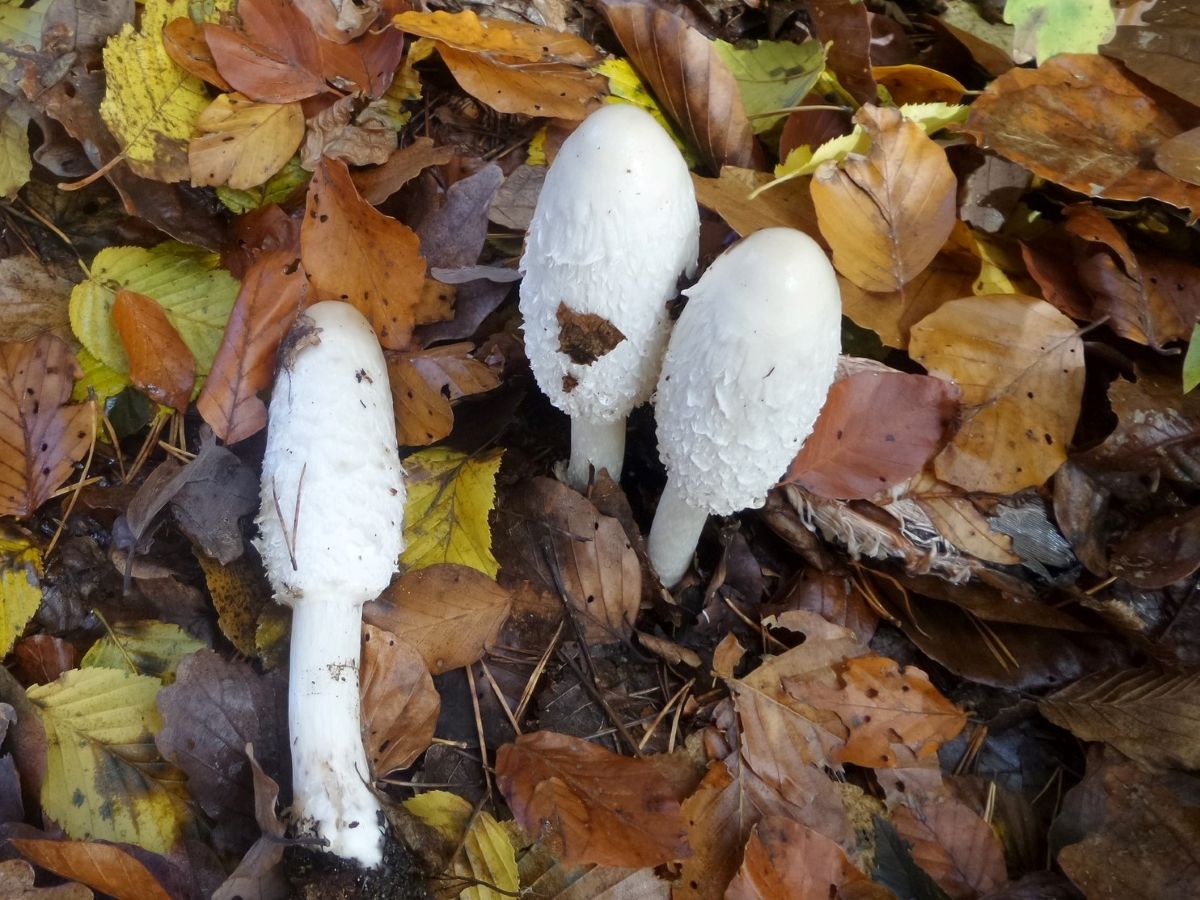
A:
[189,93,305,190]
[360,624,439,777]
[111,290,196,412]
[401,447,502,577]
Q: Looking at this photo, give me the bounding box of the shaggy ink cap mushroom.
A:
[647,228,842,587]
[519,103,699,489]
[255,300,405,868]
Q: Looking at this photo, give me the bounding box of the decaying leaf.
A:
[360,624,439,778]
[387,343,499,446]
[111,290,196,412]
[0,535,43,658]
[403,789,519,900]
[80,619,205,683]
[401,447,503,577]
[891,798,1007,898]
[1102,0,1200,107]
[0,858,91,899]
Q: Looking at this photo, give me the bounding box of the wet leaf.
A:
[366,564,511,675]
[496,731,689,868]
[9,836,172,900]
[300,157,425,349]
[1109,506,1200,589]
[909,295,1085,493]
[189,93,304,190]
[1080,375,1200,485]
[0,334,91,518]
[403,789,519,900]
[812,105,956,293]
[401,447,502,577]
[360,624,439,778]
[81,620,205,683]
[111,290,195,412]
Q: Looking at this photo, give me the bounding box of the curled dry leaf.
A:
[0,858,91,899]
[300,158,426,349]
[197,249,310,444]
[0,334,91,518]
[963,54,1200,213]
[600,0,760,173]
[495,730,690,868]
[189,93,305,191]
[203,0,326,103]
[300,94,395,170]
[387,343,499,446]
[296,0,378,43]
[909,295,1085,494]
[891,799,1008,899]
[111,290,196,411]
[786,369,959,500]
[812,105,956,293]
[365,563,511,675]
[360,624,440,778]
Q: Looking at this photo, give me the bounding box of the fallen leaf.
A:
[909,295,1085,493]
[891,798,1007,898]
[691,167,821,243]
[0,256,72,343]
[401,447,502,577]
[360,624,439,778]
[189,93,305,190]
[354,138,456,206]
[435,46,607,120]
[403,789,519,900]
[0,334,91,518]
[203,0,326,103]
[1108,506,1200,589]
[299,93,394,170]
[295,0,377,42]
[0,536,43,658]
[9,836,172,900]
[1005,0,1114,64]
[111,290,196,412]
[391,10,599,65]
[162,16,231,91]
[314,0,407,97]
[963,54,1200,213]
[414,163,505,270]
[786,369,959,500]
[13,635,77,686]
[496,731,690,868]
[196,555,273,659]
[807,0,876,103]
[300,158,426,349]
[1157,126,1200,186]
[1102,0,1200,107]
[600,0,760,173]
[0,858,91,899]
[711,38,824,134]
[812,105,956,293]
[873,64,965,105]
[80,619,205,683]
[936,0,1016,76]
[366,564,511,675]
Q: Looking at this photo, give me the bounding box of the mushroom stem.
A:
[567,417,627,489]
[647,474,710,588]
[288,595,383,867]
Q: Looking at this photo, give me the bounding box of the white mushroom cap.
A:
[519,103,699,424]
[655,228,842,515]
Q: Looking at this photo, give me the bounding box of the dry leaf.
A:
[0,335,91,518]
[314,0,407,96]
[163,17,232,91]
[300,94,395,169]
[1101,1,1200,108]
[873,64,965,105]
[10,836,171,900]
[812,105,956,293]
[386,343,499,446]
[189,93,305,190]
[204,0,326,103]
[600,0,760,172]
[691,167,821,244]
[1108,506,1200,589]
[496,731,689,867]
[300,157,426,349]
[0,858,91,899]
[111,289,196,412]
[197,249,310,444]
[353,138,457,206]
[909,295,1085,493]
[892,799,1007,898]
[297,0,378,43]
[360,624,440,778]
[365,564,511,675]
[392,9,600,65]
[436,46,607,120]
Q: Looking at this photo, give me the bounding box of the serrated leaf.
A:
[0,534,42,658]
[712,38,825,133]
[100,0,212,182]
[27,667,188,854]
[71,349,131,407]
[0,101,31,198]
[1005,0,1114,65]
[401,447,502,578]
[216,155,309,214]
[69,243,238,379]
[81,620,206,683]
[1184,323,1200,393]
[403,790,518,900]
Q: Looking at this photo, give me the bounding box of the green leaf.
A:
[81,620,206,683]
[100,0,211,181]
[712,38,825,134]
[401,447,502,578]
[404,791,518,900]
[217,155,310,214]
[69,242,238,378]
[27,667,188,854]
[594,58,696,166]
[1184,323,1200,394]
[0,533,41,657]
[1005,0,1115,65]
[0,0,50,80]
[71,348,132,407]
[0,101,31,198]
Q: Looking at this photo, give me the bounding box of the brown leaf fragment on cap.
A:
[556,302,626,365]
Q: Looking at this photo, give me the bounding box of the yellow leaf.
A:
[0,532,41,657]
[393,10,599,65]
[27,667,188,854]
[401,447,502,578]
[69,243,238,378]
[435,44,606,120]
[595,58,696,166]
[100,0,211,182]
[71,348,131,406]
[404,791,519,900]
[0,102,31,199]
[189,93,304,190]
[81,620,206,683]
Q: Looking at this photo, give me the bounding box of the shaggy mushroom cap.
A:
[655,227,842,515]
[519,103,699,424]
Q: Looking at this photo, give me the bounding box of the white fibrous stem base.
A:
[647,475,710,588]
[567,417,626,490]
[288,596,383,867]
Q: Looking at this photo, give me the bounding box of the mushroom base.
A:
[567,417,627,490]
[647,475,710,587]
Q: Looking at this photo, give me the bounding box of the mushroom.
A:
[647,228,842,587]
[255,300,405,867]
[519,103,700,489]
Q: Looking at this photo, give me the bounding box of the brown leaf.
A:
[436,46,607,120]
[360,624,440,778]
[808,0,877,104]
[906,474,1020,566]
[0,858,91,899]
[600,0,760,173]
[1109,506,1200,589]
[163,17,232,91]
[197,249,310,444]
[204,0,326,103]
[1156,126,1200,186]
[300,158,426,349]
[769,571,879,645]
[1102,1,1200,107]
[963,54,1200,213]
[13,635,78,686]
[691,168,822,244]
[314,0,407,97]
[296,0,378,43]
[111,290,196,412]
[0,334,91,518]
[891,799,1007,898]
[392,9,599,64]
[10,837,171,900]
[365,564,511,675]
[300,94,395,170]
[786,370,958,500]
[909,295,1085,493]
[495,731,689,867]
[353,138,457,206]
[872,64,965,105]
[785,656,967,768]
[779,97,854,162]
[190,93,306,190]
[812,105,956,293]
[727,816,888,900]
[386,343,499,446]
